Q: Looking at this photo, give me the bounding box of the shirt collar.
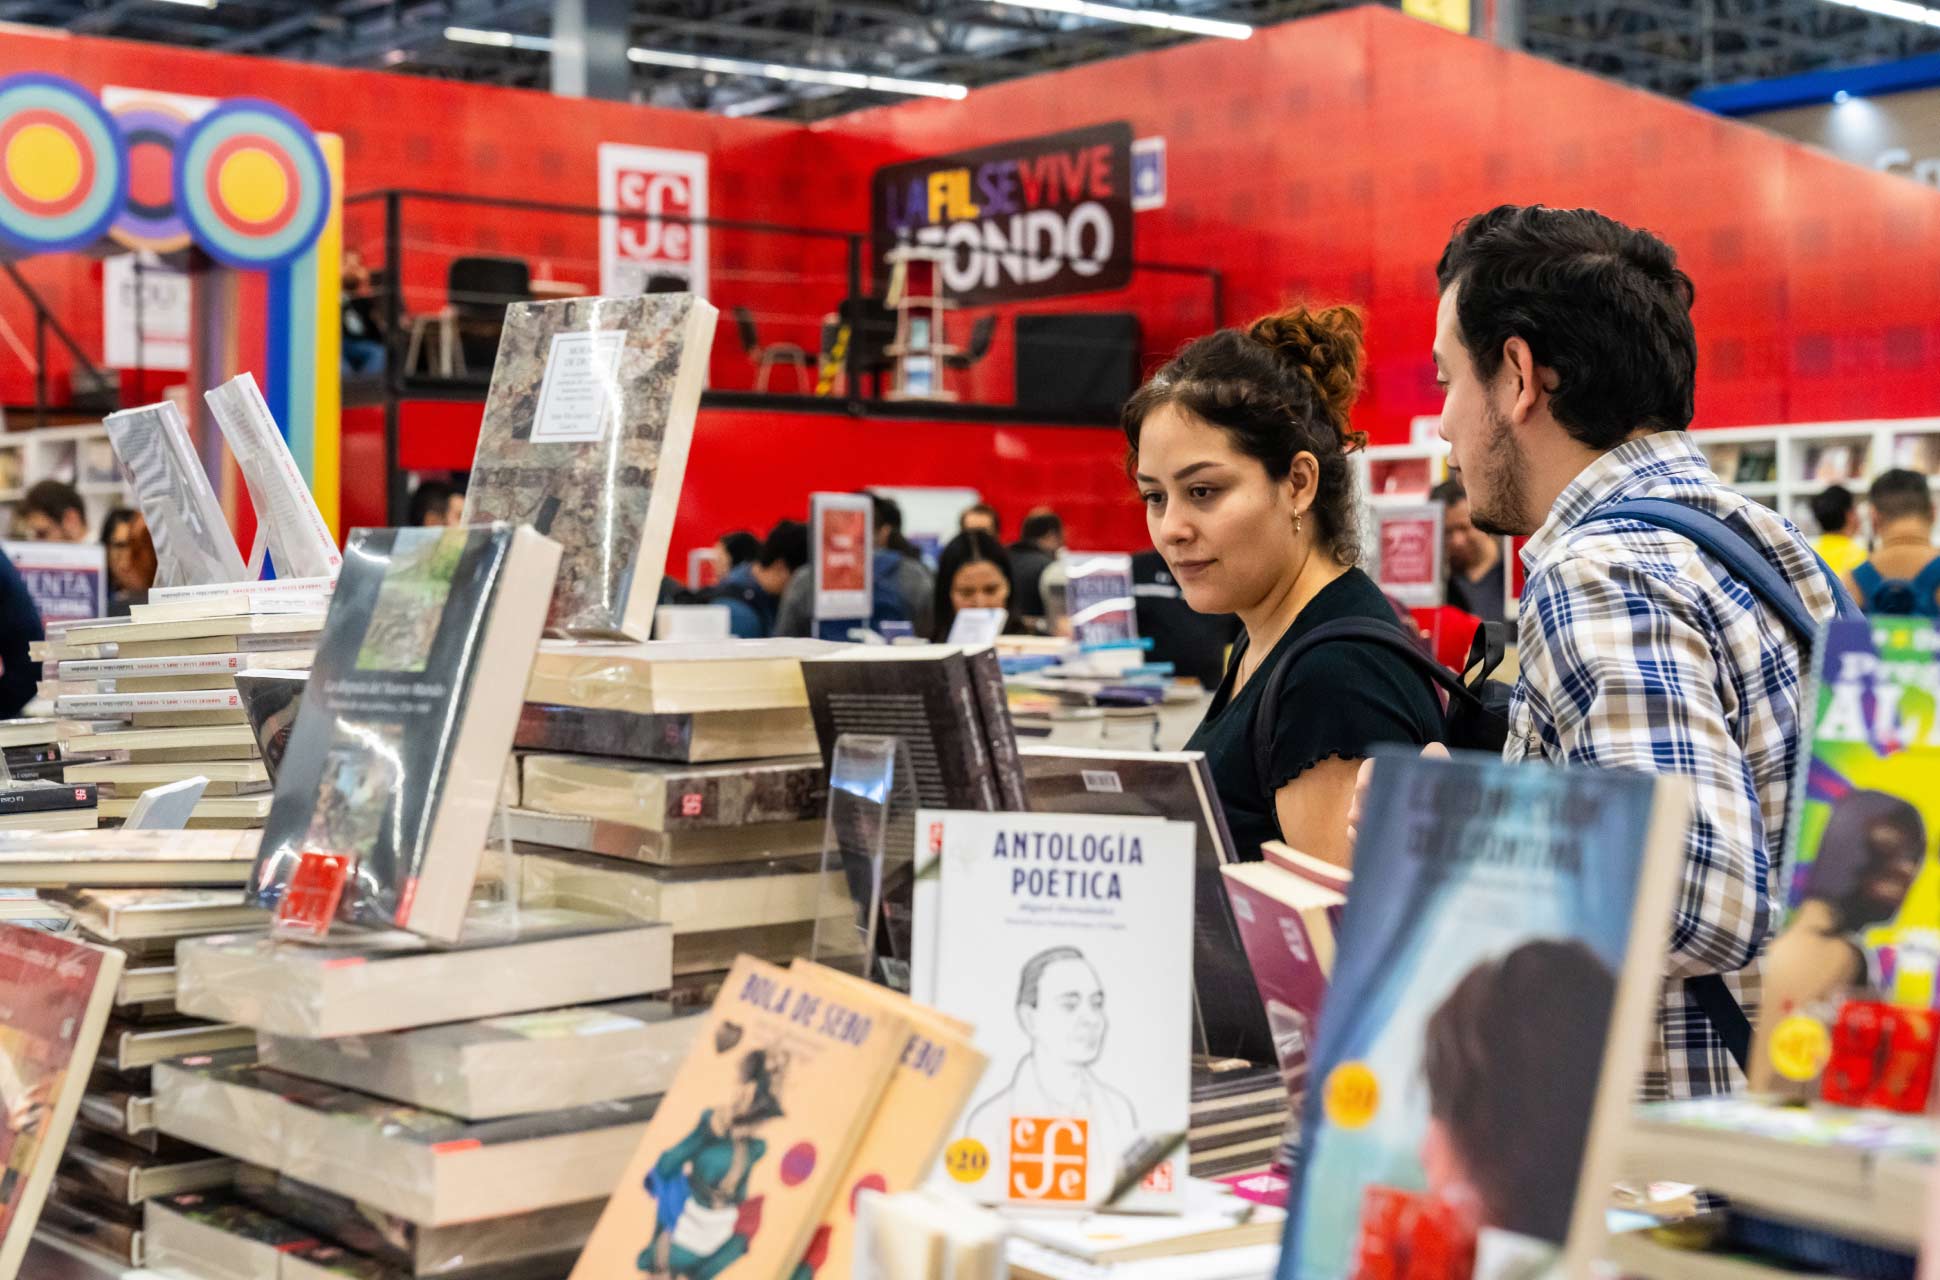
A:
[1519,431,1715,571]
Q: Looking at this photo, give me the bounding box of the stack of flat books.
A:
[508,639,857,1001]
[51,582,326,829]
[148,906,685,1276]
[1188,1057,1291,1181]
[0,718,98,832]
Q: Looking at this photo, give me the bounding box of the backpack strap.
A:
[1852,561,1883,610]
[1914,557,1940,616]
[1246,616,1478,800]
[1587,496,1857,1078]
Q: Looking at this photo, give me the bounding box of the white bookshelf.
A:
[1692,416,1940,538]
[0,422,131,539]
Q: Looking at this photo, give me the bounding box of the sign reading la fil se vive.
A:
[871,121,1134,306]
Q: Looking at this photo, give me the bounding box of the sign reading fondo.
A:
[871,121,1134,306]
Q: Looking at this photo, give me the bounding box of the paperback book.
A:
[570,955,912,1280]
[520,753,826,831]
[54,888,266,942]
[1020,746,1269,1063]
[250,524,560,941]
[0,924,125,1280]
[912,810,1196,1212]
[144,1189,319,1280]
[1280,750,1688,1280]
[103,400,249,588]
[468,294,719,639]
[0,828,261,887]
[515,847,845,934]
[497,806,822,867]
[516,701,821,764]
[204,373,343,581]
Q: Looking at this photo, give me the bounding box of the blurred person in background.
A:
[1132,548,1239,689]
[1009,509,1064,621]
[717,520,809,639]
[931,530,1026,642]
[1432,478,1507,623]
[0,548,40,719]
[15,481,88,542]
[1849,469,1940,616]
[102,508,157,616]
[715,530,760,576]
[341,248,386,377]
[960,502,1001,540]
[408,480,465,527]
[776,493,934,637]
[1808,484,1867,583]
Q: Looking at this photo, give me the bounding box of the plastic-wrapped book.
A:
[103,400,248,589]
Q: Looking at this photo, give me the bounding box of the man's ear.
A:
[1018,1005,1037,1038]
[1501,336,1547,426]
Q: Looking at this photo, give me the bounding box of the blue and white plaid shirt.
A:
[1507,431,1838,1101]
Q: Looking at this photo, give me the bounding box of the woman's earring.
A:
[1295,512,1305,536]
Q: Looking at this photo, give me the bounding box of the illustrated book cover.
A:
[569,955,911,1280]
[1279,750,1688,1280]
[912,809,1195,1212]
[468,294,719,640]
[0,923,125,1280]
[249,524,560,941]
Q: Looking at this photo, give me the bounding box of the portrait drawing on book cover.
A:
[639,1044,790,1279]
[962,945,1137,1202]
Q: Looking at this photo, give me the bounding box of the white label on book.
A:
[484,1008,645,1038]
[1080,770,1123,795]
[532,330,627,444]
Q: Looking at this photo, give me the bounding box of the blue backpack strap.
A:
[1593,497,1859,642]
[1914,558,1940,618]
[1851,561,1882,610]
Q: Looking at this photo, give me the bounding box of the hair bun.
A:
[1247,304,1368,452]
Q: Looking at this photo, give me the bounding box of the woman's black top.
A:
[1186,566,1444,860]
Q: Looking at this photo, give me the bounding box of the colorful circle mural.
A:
[109,99,194,254]
[175,97,330,270]
[0,73,127,256]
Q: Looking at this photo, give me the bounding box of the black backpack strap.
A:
[1687,973,1753,1075]
[1247,617,1478,799]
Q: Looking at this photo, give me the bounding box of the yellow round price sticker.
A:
[1770,1015,1832,1083]
[1324,1061,1380,1129]
[943,1138,989,1184]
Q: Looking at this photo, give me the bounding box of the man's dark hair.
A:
[1020,511,1063,543]
[1017,945,1088,1008]
[718,530,760,567]
[19,479,84,526]
[758,519,809,572]
[407,480,459,526]
[1870,468,1934,525]
[1437,204,1698,450]
[962,502,1000,536]
[1808,485,1855,537]
[1429,479,1466,507]
[869,493,904,536]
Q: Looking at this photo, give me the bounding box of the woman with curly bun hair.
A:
[1126,305,1443,867]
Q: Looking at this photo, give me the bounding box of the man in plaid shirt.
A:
[1430,205,1839,1100]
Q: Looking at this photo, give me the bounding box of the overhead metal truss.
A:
[4,0,1938,117]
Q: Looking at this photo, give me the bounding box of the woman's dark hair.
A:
[1808,486,1853,538]
[1436,204,1697,450]
[718,530,760,567]
[1123,305,1369,566]
[1422,938,1616,1244]
[931,529,1014,643]
[100,507,137,546]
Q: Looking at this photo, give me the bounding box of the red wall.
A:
[11,10,1940,564]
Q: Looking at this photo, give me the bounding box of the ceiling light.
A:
[443,25,554,52]
[626,46,968,99]
[1818,0,1940,27]
[153,0,218,8]
[991,0,1251,39]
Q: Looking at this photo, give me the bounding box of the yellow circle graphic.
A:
[5,123,83,203]
[1324,1061,1380,1129]
[1770,1014,1832,1083]
[942,1137,989,1184]
[217,147,288,224]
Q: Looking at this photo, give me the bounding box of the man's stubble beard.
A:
[1469,400,1535,538]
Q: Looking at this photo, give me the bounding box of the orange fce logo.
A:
[1009,1116,1087,1202]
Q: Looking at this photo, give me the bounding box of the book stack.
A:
[52,585,327,830]
[507,639,858,1002]
[1004,1178,1286,1280]
[0,717,94,790]
[143,906,684,1276]
[1188,1057,1291,1182]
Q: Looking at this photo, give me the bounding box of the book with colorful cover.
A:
[0,924,125,1280]
[1279,751,1688,1280]
[1781,618,1940,1009]
[468,294,719,640]
[569,955,912,1280]
[912,810,1195,1213]
[248,525,560,941]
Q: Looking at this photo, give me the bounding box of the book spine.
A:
[0,782,95,813]
[57,690,244,717]
[941,656,1000,811]
[964,647,1028,812]
[61,653,250,681]
[2,744,61,766]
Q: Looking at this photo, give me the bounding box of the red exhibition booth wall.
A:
[9,8,1940,559]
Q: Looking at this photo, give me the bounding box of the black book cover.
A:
[3,744,61,767]
[0,781,95,813]
[518,703,703,761]
[249,526,555,938]
[963,647,1027,811]
[234,670,306,784]
[800,648,998,811]
[1023,748,1274,1064]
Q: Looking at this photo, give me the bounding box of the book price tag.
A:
[276,852,353,938]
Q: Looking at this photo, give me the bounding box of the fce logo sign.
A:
[598,144,709,298]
